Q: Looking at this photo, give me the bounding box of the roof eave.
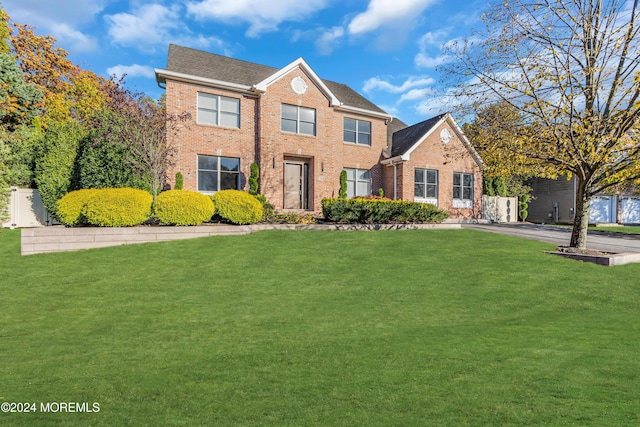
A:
[335,104,392,121]
[155,68,260,95]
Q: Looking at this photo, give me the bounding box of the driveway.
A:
[463,223,640,253]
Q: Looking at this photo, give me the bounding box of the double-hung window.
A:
[453,172,473,208]
[197,93,240,128]
[344,168,371,198]
[344,118,371,146]
[281,104,316,136]
[197,155,240,193]
[414,168,438,203]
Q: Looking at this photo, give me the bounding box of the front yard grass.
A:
[1,228,639,426]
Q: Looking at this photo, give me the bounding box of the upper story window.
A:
[281,104,316,136]
[197,155,240,193]
[197,92,240,128]
[344,118,371,146]
[453,172,473,203]
[415,168,438,199]
[344,168,371,198]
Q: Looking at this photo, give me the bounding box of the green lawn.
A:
[591,225,640,234]
[1,228,639,426]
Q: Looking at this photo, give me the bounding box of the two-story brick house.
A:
[155,44,483,219]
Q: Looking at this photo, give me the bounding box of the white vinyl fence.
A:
[482,195,518,223]
[2,187,57,228]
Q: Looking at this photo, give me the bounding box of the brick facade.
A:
[384,121,483,219]
[158,45,483,219]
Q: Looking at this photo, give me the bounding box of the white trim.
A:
[415,197,438,206]
[396,113,484,167]
[155,68,257,94]
[335,104,393,121]
[254,58,340,105]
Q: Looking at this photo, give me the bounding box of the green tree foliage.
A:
[0,53,42,130]
[443,0,640,248]
[0,138,10,224]
[73,109,148,191]
[34,121,84,216]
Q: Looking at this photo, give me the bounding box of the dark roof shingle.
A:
[164,44,387,114]
[390,113,447,157]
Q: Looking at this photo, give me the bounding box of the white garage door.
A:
[621,197,640,224]
[589,196,615,223]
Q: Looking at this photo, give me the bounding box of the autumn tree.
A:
[92,85,190,200]
[442,0,640,249]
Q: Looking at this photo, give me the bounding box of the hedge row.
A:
[57,188,152,227]
[56,188,264,227]
[321,197,449,224]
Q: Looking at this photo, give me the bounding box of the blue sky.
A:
[2,0,486,125]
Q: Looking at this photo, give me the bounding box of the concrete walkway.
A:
[463,223,640,253]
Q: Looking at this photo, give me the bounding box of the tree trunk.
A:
[570,178,591,249]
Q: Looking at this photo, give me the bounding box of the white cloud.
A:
[414,52,451,69]
[2,0,105,53]
[348,0,438,35]
[315,27,345,55]
[106,64,155,79]
[398,88,434,103]
[186,0,331,37]
[363,76,435,94]
[105,4,227,53]
[106,4,181,49]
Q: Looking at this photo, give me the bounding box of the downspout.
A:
[393,164,398,200]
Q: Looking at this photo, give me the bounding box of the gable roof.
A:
[388,112,483,167]
[390,114,445,157]
[157,44,388,117]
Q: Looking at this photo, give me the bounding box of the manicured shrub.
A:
[249,163,259,196]
[154,190,214,226]
[56,189,100,226]
[339,170,347,199]
[174,172,183,190]
[82,188,152,227]
[322,198,449,224]
[212,190,263,225]
[519,194,531,221]
[254,194,275,221]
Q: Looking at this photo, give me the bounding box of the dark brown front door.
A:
[284,162,303,209]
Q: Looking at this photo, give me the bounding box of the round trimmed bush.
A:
[56,189,100,225]
[154,190,215,226]
[82,188,152,227]
[212,190,263,224]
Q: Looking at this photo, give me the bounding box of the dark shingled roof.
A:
[390,113,447,157]
[164,44,387,114]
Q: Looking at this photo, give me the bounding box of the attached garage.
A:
[621,197,640,224]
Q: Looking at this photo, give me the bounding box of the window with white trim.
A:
[453,172,473,207]
[281,104,316,136]
[197,93,240,128]
[415,168,438,200]
[344,168,371,198]
[344,118,371,146]
[197,155,240,193]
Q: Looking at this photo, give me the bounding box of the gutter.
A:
[154,68,262,95]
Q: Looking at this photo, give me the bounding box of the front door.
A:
[284,162,304,209]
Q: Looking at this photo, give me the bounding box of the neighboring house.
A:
[528,176,640,224]
[155,44,483,219]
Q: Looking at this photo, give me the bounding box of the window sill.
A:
[452,199,473,208]
[343,142,372,147]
